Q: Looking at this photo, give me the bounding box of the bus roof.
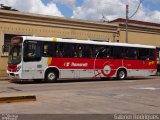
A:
[22,36,156,49]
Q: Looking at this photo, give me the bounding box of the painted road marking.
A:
[131,87,160,90]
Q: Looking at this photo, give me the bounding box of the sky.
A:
[0,0,160,23]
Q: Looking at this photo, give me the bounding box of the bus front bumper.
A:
[7,71,20,80]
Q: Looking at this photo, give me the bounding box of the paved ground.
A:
[0,76,160,114]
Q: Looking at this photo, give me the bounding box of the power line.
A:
[129,0,143,19]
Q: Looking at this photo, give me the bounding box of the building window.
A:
[2,34,26,55]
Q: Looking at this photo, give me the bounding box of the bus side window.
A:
[24,41,41,62]
[149,49,155,60]
[104,46,111,58]
[72,44,77,58]
[124,47,138,60]
[43,44,49,56]
[90,46,95,58]
[43,42,56,57]
[112,46,123,59]
[83,45,92,58]
[138,48,152,60]
[93,45,104,59]
[94,46,100,58]
[88,46,94,58]
[56,43,64,58]
[63,43,74,58]
[77,44,83,58]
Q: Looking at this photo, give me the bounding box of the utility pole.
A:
[125,4,129,43]
[125,0,142,43]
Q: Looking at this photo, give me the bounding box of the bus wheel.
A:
[117,69,126,80]
[45,70,58,83]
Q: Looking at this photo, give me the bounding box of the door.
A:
[22,40,43,79]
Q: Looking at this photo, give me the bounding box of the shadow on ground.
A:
[9,76,157,85]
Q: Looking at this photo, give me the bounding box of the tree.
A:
[0,4,18,11]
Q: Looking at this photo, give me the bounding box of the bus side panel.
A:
[48,58,123,78]
[59,70,77,79]
[93,59,123,78]
[22,57,47,79]
[123,60,157,76]
[48,58,94,79]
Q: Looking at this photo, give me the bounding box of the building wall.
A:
[0,22,114,39]
[0,13,117,76]
[119,30,160,46]
[0,10,160,76]
[129,32,160,46]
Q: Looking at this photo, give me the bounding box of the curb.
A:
[0,95,36,103]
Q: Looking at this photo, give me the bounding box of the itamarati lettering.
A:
[71,62,88,67]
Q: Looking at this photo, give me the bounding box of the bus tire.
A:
[117,69,127,80]
[45,70,58,83]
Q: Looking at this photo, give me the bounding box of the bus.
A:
[7,36,157,82]
[156,47,160,73]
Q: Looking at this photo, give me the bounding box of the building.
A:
[0,10,118,76]
[0,10,160,76]
[111,18,160,45]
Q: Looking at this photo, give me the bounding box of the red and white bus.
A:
[7,36,157,82]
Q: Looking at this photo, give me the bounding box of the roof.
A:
[23,36,156,49]
[0,9,117,28]
[111,18,160,28]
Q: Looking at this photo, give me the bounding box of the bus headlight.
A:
[16,66,21,72]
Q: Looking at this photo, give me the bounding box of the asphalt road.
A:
[0,76,160,114]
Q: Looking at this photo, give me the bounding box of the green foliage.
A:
[0,4,18,11]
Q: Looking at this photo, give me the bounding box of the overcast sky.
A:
[0,0,160,23]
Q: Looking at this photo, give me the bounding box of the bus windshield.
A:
[8,44,22,64]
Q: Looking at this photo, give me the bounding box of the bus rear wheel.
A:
[45,70,58,83]
[117,69,126,80]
